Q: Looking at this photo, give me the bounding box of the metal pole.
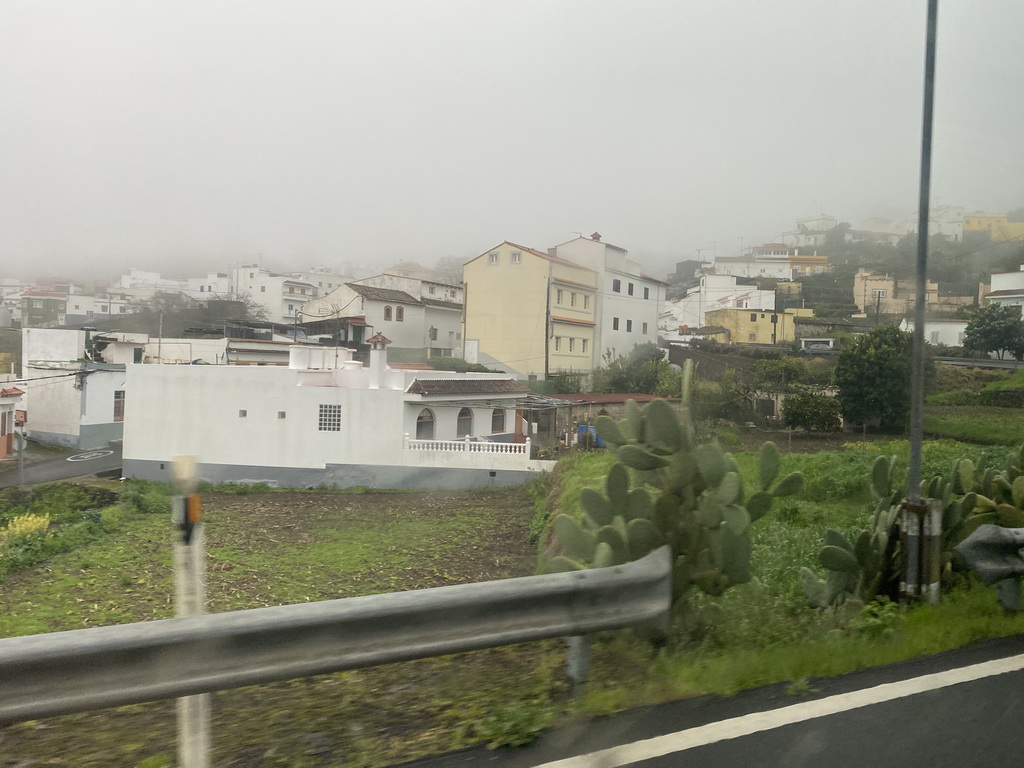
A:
[907,0,939,502]
[18,422,25,487]
[171,456,210,768]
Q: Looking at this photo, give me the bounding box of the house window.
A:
[958,332,965,345]
[278,411,287,419]
[750,313,757,321]
[554,337,561,351]
[749,333,757,341]
[457,407,473,437]
[488,253,499,265]
[260,286,266,292]
[32,300,42,308]
[429,327,438,341]
[416,409,435,439]
[238,410,247,418]
[569,338,575,352]
[511,251,522,264]
[644,287,650,299]
[570,293,576,307]
[642,322,648,334]
[396,306,404,322]
[318,404,342,431]
[428,285,436,295]
[628,283,634,296]
[930,331,940,344]
[584,296,590,309]
[289,286,295,294]
[491,409,505,433]
[871,289,887,298]
[626,319,633,332]
[113,391,125,422]
[613,317,619,330]
[582,339,588,354]
[119,306,126,313]
[612,279,621,293]
[384,306,393,321]
[556,289,563,304]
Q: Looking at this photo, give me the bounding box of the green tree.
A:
[782,392,841,432]
[834,324,924,430]
[963,304,1024,361]
[753,357,807,391]
[591,343,669,394]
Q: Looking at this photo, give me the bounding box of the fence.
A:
[0,546,671,724]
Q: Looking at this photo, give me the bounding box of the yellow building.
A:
[963,212,1024,241]
[463,242,598,379]
[788,250,829,276]
[703,307,809,345]
[853,269,973,316]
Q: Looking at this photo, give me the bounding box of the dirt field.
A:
[0,486,592,768]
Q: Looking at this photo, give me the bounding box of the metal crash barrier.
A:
[955,525,1024,611]
[0,546,671,724]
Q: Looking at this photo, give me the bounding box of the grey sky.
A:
[2,1,1022,280]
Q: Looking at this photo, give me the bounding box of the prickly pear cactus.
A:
[545,360,803,622]
[800,455,904,609]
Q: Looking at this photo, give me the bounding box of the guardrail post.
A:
[566,635,591,698]
[171,456,211,768]
[900,498,942,604]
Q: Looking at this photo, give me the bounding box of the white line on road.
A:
[533,653,1024,768]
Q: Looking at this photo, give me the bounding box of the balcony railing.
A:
[405,436,531,455]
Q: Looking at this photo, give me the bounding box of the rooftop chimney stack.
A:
[365,332,391,389]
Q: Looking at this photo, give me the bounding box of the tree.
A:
[963,304,1024,361]
[590,343,669,394]
[753,357,807,392]
[834,324,924,430]
[782,392,841,433]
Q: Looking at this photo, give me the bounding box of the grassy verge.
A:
[924,405,1024,445]
[2,444,1024,767]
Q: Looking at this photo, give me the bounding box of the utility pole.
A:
[903,0,940,605]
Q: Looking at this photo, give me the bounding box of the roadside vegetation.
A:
[4,426,1024,766]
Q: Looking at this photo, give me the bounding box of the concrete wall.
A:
[123,458,550,490]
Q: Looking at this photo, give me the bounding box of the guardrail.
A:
[0,546,671,724]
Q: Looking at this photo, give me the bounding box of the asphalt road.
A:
[0,442,122,487]
[400,634,1024,768]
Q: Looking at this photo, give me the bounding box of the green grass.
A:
[924,405,1024,445]
[5,454,1024,767]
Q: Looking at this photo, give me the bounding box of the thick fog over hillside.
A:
[1,1,1022,280]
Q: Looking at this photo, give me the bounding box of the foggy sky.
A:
[2,1,1023,281]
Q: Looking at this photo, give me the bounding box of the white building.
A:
[899,318,968,348]
[551,234,665,359]
[231,265,319,324]
[185,272,231,300]
[19,328,136,449]
[660,274,776,332]
[122,337,552,489]
[985,265,1024,312]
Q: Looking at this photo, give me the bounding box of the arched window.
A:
[396,306,404,322]
[384,306,393,321]
[416,408,435,439]
[457,407,473,437]
[491,409,505,433]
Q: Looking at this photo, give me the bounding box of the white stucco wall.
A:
[123,365,522,472]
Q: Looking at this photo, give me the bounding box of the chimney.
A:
[365,332,391,389]
[591,232,602,242]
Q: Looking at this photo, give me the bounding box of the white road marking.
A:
[67,450,114,462]
[533,653,1024,768]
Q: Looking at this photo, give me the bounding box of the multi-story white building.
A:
[551,233,665,360]
[231,265,318,324]
[660,273,776,332]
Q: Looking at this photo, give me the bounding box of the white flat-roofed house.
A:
[122,335,553,489]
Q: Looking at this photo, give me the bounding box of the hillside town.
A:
[1,207,1023,485]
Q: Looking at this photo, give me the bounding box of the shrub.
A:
[782,392,842,433]
[980,370,1024,408]
[926,389,981,406]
